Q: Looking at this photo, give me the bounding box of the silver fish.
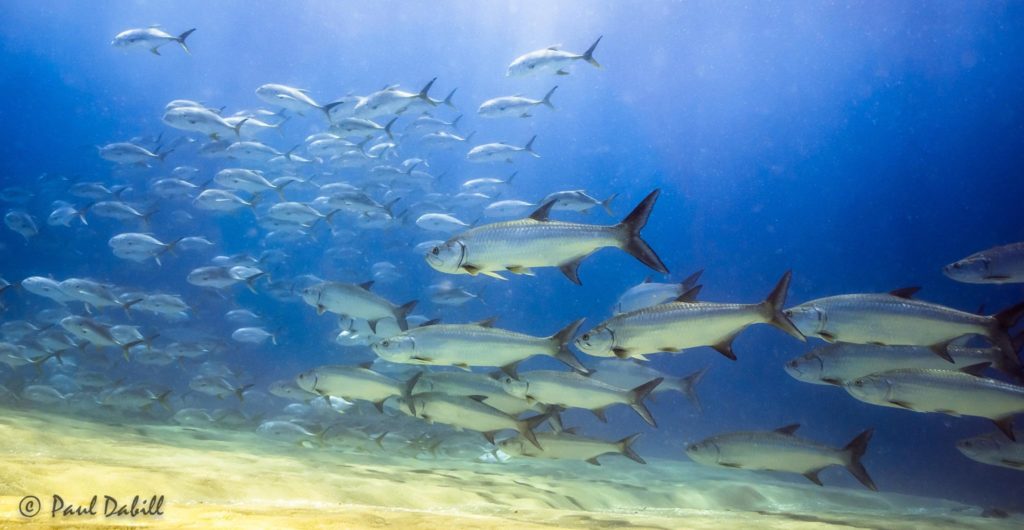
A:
[466,136,539,164]
[300,280,417,332]
[112,27,195,55]
[614,270,703,314]
[507,36,602,77]
[425,189,668,284]
[957,430,1024,471]
[784,287,1024,367]
[845,364,1024,440]
[500,370,662,426]
[371,317,587,373]
[686,424,876,491]
[499,430,644,466]
[478,87,557,119]
[575,272,802,361]
[945,242,1024,284]
[399,391,549,449]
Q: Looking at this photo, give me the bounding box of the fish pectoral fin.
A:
[1000,459,1024,468]
[658,347,681,353]
[558,255,590,285]
[467,395,489,403]
[821,377,843,386]
[993,417,1017,441]
[985,274,1011,280]
[802,469,825,487]
[462,264,480,275]
[506,266,535,276]
[719,462,743,469]
[818,331,837,342]
[411,356,434,363]
[556,69,569,76]
[710,335,739,361]
[585,457,601,466]
[888,400,915,410]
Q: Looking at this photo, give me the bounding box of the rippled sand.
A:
[0,406,1016,529]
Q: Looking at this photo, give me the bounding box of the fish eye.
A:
[581,333,590,341]
[431,247,439,256]
[381,340,389,347]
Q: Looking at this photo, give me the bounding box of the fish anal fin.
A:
[710,336,738,361]
[802,469,824,487]
[558,256,588,285]
[585,457,601,466]
[774,423,801,435]
[889,400,915,410]
[994,417,1016,441]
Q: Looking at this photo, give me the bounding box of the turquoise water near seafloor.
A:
[1,1,1023,527]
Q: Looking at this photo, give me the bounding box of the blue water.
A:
[2,0,1023,513]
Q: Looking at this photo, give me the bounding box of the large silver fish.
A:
[372,318,587,373]
[294,364,418,412]
[398,391,549,449]
[957,430,1024,471]
[686,424,877,491]
[499,430,644,466]
[575,272,803,361]
[500,370,662,426]
[944,242,1024,284]
[785,337,1022,387]
[425,189,668,284]
[300,280,417,332]
[845,364,1024,440]
[784,287,1024,367]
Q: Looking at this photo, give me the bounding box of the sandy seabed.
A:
[0,406,1016,529]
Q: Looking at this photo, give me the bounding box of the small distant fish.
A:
[484,199,535,218]
[21,276,75,304]
[415,213,471,233]
[944,242,1024,284]
[193,189,259,212]
[295,364,415,412]
[108,233,184,264]
[47,202,91,227]
[614,270,703,314]
[957,430,1024,471]
[214,168,295,199]
[256,84,338,119]
[163,106,246,139]
[845,363,1024,440]
[398,391,549,449]
[426,190,668,284]
[686,424,877,491]
[4,211,38,241]
[499,430,644,466]
[112,27,196,55]
[507,36,602,77]
[590,360,707,411]
[479,87,557,118]
[466,136,539,164]
[231,327,277,345]
[353,78,442,119]
[428,282,482,306]
[300,280,417,332]
[461,172,517,192]
[576,272,803,361]
[97,142,170,165]
[189,375,253,401]
[541,190,617,215]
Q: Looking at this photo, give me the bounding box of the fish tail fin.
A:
[549,318,589,373]
[541,86,558,109]
[616,433,646,464]
[678,366,709,412]
[628,377,663,427]
[401,372,423,415]
[442,88,458,109]
[155,390,173,411]
[505,171,517,185]
[176,28,196,54]
[523,135,540,157]
[760,270,805,341]
[601,192,618,216]
[615,189,669,274]
[231,117,249,138]
[581,35,602,67]
[162,236,185,256]
[384,117,398,140]
[275,178,296,201]
[450,114,462,129]
[121,297,144,316]
[394,300,418,331]
[156,146,174,162]
[464,131,476,143]
[418,77,438,104]
[991,301,1024,370]
[244,272,266,293]
[842,428,877,491]
[516,412,551,450]
[234,383,254,402]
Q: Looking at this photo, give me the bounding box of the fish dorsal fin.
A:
[473,317,499,328]
[359,280,375,291]
[959,362,991,377]
[675,285,702,303]
[889,286,921,299]
[467,395,489,403]
[774,423,801,435]
[357,361,374,370]
[528,200,557,222]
